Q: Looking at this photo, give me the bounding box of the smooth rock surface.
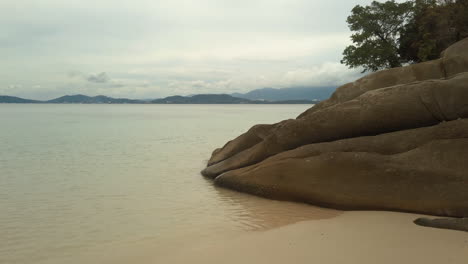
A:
[215,137,468,217]
[203,73,468,178]
[204,119,468,178]
[203,38,468,219]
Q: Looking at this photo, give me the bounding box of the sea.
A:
[0,104,337,264]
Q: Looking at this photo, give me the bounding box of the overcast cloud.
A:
[0,0,398,100]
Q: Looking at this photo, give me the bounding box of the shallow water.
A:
[0,104,338,264]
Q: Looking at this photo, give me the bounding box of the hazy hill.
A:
[0,96,41,103]
[232,86,336,101]
[46,95,145,104]
[151,94,252,104]
[151,94,314,104]
[1,92,320,104]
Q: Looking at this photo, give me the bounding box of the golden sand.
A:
[160,211,468,264]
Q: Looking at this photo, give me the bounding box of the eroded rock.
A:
[202,38,468,218]
[215,128,468,217]
[203,73,468,178]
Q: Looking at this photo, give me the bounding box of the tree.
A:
[342,0,468,71]
[398,0,438,62]
[399,0,468,63]
[452,0,468,40]
[341,0,414,72]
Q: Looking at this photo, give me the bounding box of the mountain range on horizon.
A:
[232,86,336,101]
[0,86,336,104]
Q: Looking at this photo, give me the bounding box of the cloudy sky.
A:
[1,0,387,100]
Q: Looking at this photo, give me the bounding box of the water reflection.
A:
[209,181,341,231]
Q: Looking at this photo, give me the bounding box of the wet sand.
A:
[161,211,468,264]
[77,203,339,264]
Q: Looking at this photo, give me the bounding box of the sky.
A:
[1,0,389,100]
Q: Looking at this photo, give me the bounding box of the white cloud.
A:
[7,84,23,90]
[0,0,381,99]
[86,72,110,83]
[280,62,363,87]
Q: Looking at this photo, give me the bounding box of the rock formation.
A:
[414,217,468,232]
[202,38,468,230]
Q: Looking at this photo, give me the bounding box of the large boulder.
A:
[202,38,468,219]
[203,73,468,178]
[206,38,468,171]
[214,121,468,217]
[203,119,468,178]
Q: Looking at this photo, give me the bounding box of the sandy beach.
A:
[161,211,468,264]
[3,1,468,263]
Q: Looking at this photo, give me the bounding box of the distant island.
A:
[232,86,336,101]
[0,86,336,104]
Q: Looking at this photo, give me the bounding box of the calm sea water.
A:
[0,104,337,264]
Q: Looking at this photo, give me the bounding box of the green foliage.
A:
[399,0,468,63]
[341,1,414,72]
[342,0,468,72]
[398,0,439,62]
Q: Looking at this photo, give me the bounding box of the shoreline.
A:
[160,211,468,264]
